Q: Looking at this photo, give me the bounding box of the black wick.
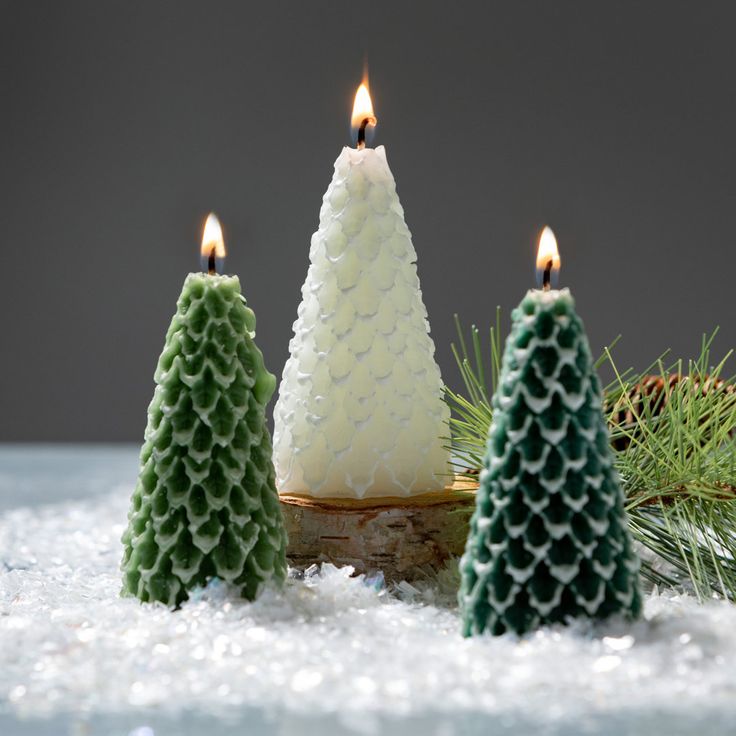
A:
[357,116,376,150]
[208,246,217,276]
[542,260,553,291]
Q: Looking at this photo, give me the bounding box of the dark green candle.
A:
[121,215,287,607]
[459,229,641,636]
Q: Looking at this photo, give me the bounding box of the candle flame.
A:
[350,80,377,147]
[201,213,226,260]
[535,226,561,289]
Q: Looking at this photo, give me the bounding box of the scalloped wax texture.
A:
[459,288,642,636]
[273,146,450,499]
[121,273,287,607]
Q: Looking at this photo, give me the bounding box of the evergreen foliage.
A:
[448,314,736,602]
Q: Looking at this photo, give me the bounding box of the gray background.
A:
[1,1,734,442]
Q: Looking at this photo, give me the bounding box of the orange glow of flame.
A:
[201,213,226,260]
[536,225,561,278]
[351,81,377,133]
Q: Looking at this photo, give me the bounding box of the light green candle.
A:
[459,227,641,636]
[121,214,287,607]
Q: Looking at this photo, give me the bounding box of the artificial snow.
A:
[1,473,736,735]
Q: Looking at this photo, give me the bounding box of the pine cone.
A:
[606,374,735,452]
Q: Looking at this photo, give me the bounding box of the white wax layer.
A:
[273,146,450,498]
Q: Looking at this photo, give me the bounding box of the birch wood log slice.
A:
[280,478,478,582]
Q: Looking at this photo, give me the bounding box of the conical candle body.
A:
[121,273,287,607]
[459,289,641,636]
[273,146,450,498]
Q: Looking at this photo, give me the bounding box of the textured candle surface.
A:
[273,146,450,498]
[121,273,287,606]
[459,288,641,636]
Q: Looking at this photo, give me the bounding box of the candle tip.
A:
[351,80,377,148]
[535,226,561,289]
[201,213,226,274]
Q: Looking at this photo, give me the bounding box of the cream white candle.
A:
[273,86,449,498]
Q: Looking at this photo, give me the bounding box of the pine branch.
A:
[446,315,736,600]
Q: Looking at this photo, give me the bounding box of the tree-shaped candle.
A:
[459,227,641,636]
[273,81,450,499]
[121,214,287,607]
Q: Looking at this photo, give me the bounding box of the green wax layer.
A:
[121,273,286,607]
[459,289,641,636]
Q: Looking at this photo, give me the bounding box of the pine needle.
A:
[446,316,736,600]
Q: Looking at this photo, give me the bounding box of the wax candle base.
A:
[280,478,477,582]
